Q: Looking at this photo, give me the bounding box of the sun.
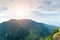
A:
[15,8,30,19]
[10,2,31,19]
[17,9,25,16]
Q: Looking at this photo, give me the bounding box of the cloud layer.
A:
[0,0,60,26]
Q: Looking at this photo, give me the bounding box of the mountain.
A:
[0,19,57,40]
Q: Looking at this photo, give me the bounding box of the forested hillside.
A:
[0,19,57,40]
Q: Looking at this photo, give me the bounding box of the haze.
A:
[0,0,60,26]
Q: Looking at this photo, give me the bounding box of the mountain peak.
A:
[0,19,57,40]
[9,19,32,22]
[9,19,34,23]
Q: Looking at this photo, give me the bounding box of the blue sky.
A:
[0,0,60,26]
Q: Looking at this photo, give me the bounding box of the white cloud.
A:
[0,18,10,23]
[0,0,60,26]
[38,0,60,11]
[0,6,8,12]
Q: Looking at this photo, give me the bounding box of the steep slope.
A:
[0,19,57,40]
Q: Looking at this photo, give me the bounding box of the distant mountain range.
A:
[0,19,57,40]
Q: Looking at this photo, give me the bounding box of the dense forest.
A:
[0,19,58,40]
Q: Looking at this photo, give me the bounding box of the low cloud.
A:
[0,6,8,13]
[37,0,60,11]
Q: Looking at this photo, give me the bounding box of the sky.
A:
[0,0,60,26]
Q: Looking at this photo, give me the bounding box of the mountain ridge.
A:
[0,19,57,40]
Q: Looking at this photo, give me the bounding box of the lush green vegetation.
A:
[0,19,57,40]
[44,27,60,40]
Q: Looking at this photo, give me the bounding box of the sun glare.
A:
[10,2,31,19]
[15,8,30,19]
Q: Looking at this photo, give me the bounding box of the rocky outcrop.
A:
[53,32,60,40]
